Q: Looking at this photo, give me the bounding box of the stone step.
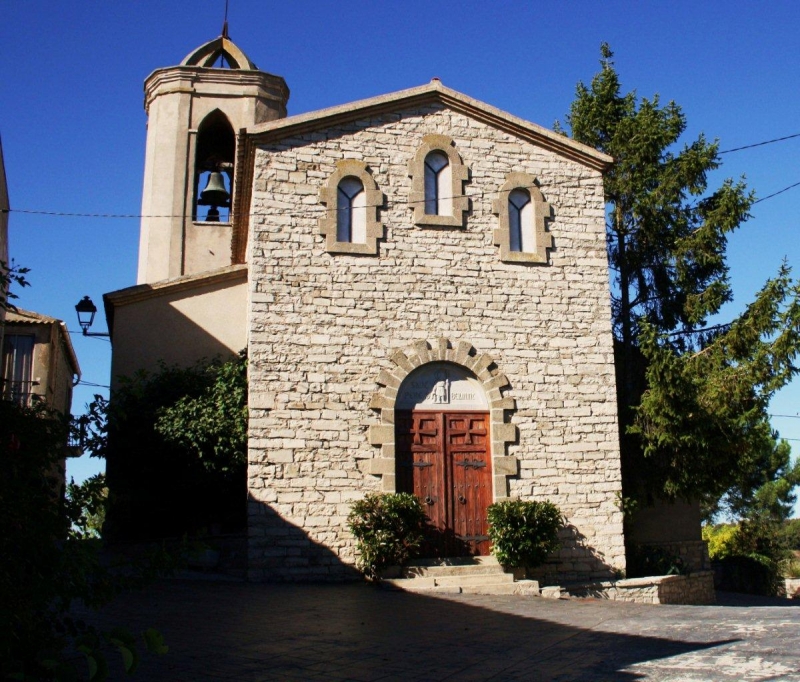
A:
[382,557,543,597]
[407,555,500,567]
[431,572,515,587]
[463,580,541,596]
[401,563,507,578]
[382,578,541,596]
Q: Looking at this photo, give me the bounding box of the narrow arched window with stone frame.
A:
[336,176,366,243]
[319,160,384,255]
[493,172,553,263]
[408,134,469,228]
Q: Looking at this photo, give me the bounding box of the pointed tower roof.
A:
[180,32,257,70]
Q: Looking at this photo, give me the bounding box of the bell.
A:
[198,172,230,206]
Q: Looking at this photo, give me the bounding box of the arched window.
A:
[408,134,469,228]
[492,172,553,263]
[508,188,533,252]
[423,152,451,216]
[319,159,384,255]
[337,177,366,243]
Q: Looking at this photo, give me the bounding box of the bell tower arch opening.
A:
[194,110,235,223]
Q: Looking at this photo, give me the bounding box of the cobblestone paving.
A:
[86,580,800,681]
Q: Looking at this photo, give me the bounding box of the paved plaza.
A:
[88,580,800,681]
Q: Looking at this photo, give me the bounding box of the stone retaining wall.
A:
[564,571,715,605]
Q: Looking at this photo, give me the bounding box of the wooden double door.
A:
[396,411,492,556]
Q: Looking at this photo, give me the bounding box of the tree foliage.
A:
[102,352,248,540]
[155,349,247,476]
[0,258,30,311]
[563,44,800,504]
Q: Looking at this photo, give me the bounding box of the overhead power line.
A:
[0,176,596,220]
[2,158,798,221]
[719,132,800,155]
[753,181,800,205]
[76,380,111,389]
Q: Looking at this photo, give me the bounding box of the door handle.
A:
[458,495,467,505]
[424,496,434,505]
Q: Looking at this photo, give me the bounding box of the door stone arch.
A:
[367,339,518,500]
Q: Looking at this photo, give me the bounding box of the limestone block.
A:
[250,392,275,410]
[366,458,396,476]
[493,422,517,443]
[376,370,401,388]
[493,456,518,476]
[368,425,394,445]
[412,340,431,363]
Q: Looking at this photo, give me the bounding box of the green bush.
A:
[347,493,427,580]
[487,500,563,569]
[702,523,738,560]
[783,557,800,579]
[778,518,800,550]
[715,553,783,596]
[703,519,788,596]
[101,351,248,540]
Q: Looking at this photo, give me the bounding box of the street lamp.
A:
[74,296,110,337]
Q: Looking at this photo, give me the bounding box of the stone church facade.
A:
[106,32,628,582]
[243,87,625,580]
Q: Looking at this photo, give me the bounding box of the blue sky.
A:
[3,1,800,513]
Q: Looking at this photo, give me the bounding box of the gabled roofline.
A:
[247,79,613,171]
[230,79,613,264]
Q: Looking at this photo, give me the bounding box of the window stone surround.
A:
[408,134,469,228]
[366,338,519,500]
[318,159,384,254]
[492,172,553,263]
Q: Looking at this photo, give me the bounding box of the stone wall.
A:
[565,571,716,605]
[247,103,624,580]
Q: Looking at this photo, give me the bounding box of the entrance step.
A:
[381,558,541,596]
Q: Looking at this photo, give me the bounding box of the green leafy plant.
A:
[702,523,738,561]
[347,493,427,581]
[703,519,789,595]
[100,351,248,540]
[778,518,800,550]
[155,349,248,476]
[487,500,563,570]
[715,553,783,596]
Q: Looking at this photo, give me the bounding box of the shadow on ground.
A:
[82,580,742,682]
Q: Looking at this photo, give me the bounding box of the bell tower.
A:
[137,30,288,283]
